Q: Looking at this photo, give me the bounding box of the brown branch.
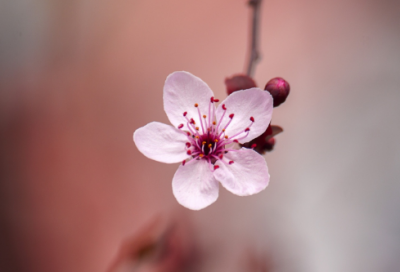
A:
[246,0,262,77]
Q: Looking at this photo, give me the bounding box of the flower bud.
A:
[264,77,290,107]
[241,124,283,154]
[225,74,257,95]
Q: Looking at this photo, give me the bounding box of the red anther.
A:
[187,150,192,155]
[229,113,234,119]
[250,116,255,122]
[178,124,184,129]
[190,118,195,124]
[185,142,191,148]
[213,99,220,102]
[186,132,191,136]
[210,97,214,102]
[182,160,186,166]
[229,161,234,165]
[183,112,187,116]
[251,143,257,149]
[245,127,250,132]
[222,104,227,110]
[219,154,223,159]
[233,139,239,143]
[214,165,220,170]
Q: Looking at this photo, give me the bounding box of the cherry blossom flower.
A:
[133,71,273,210]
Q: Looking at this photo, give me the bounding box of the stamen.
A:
[214,165,219,170]
[250,116,255,122]
[214,139,218,142]
[194,103,198,107]
[229,161,234,165]
[229,113,234,119]
[224,135,229,139]
[245,128,250,132]
[202,141,206,145]
[203,115,207,119]
[190,118,195,124]
[187,132,191,136]
[251,143,257,149]
[186,142,191,148]
[213,121,216,125]
[195,135,199,139]
[208,143,212,148]
[210,97,214,102]
[178,124,184,129]
[187,150,192,155]
[199,154,204,158]
[222,104,227,110]
[195,127,199,131]
[182,160,186,166]
[214,98,220,102]
[183,112,187,116]
[219,154,223,159]
[233,139,239,143]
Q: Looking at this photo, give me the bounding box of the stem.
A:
[246,0,262,77]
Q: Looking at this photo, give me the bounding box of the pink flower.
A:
[133,72,273,210]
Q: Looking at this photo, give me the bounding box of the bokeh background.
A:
[1,0,400,271]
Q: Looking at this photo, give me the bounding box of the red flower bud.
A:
[264,77,290,107]
[225,74,257,95]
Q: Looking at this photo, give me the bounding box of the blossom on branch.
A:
[133,71,273,210]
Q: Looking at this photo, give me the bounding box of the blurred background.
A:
[1,0,400,271]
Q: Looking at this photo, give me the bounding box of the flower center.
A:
[177,96,255,171]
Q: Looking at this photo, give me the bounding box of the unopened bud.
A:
[264,77,290,107]
[225,74,257,95]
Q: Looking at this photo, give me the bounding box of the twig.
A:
[246,0,262,76]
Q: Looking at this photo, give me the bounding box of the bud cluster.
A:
[224,74,290,154]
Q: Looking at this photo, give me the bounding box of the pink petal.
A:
[213,148,269,196]
[172,160,219,210]
[133,122,188,164]
[215,88,273,144]
[164,71,215,131]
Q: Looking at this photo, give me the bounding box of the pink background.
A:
[1,0,400,271]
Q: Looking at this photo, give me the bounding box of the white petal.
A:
[172,160,219,210]
[133,122,188,164]
[215,88,273,144]
[164,71,215,131]
[213,148,269,196]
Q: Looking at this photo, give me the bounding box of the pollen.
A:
[194,103,198,107]
[195,135,199,139]
[212,121,216,125]
[203,115,207,118]
[202,141,206,145]
[222,129,225,132]
[224,135,229,139]
[195,127,199,131]
[208,144,212,148]
[214,139,218,142]
[199,154,204,158]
